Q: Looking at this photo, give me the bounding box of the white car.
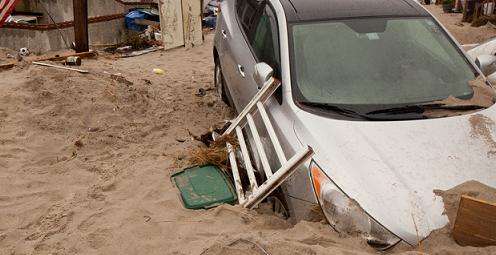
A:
[213,0,496,248]
[467,38,496,82]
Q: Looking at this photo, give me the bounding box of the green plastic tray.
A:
[171,164,238,209]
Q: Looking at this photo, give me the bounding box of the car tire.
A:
[214,58,231,107]
[266,196,289,219]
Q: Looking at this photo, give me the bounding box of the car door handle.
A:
[221,29,228,39]
[237,65,246,78]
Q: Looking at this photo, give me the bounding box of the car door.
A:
[220,0,263,111]
[243,2,287,172]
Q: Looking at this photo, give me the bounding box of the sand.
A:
[0,33,376,255]
[1,5,496,255]
[0,48,18,66]
[425,5,496,45]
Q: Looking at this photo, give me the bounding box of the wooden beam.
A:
[0,63,15,71]
[73,0,89,53]
[33,51,97,62]
[453,195,496,247]
[1,14,125,31]
[32,62,89,74]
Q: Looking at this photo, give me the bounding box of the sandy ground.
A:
[1,5,496,255]
[0,34,376,255]
[425,4,496,44]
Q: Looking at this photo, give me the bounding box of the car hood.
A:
[293,107,496,245]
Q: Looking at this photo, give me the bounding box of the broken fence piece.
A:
[221,77,314,209]
[32,61,89,74]
[453,195,496,247]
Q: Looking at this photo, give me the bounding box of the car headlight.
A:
[310,161,401,249]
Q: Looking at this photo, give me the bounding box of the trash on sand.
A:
[190,124,230,147]
[171,164,238,209]
[190,134,238,169]
[65,56,81,66]
[125,9,160,32]
[143,79,152,85]
[154,32,162,41]
[32,61,89,74]
[153,68,165,75]
[203,15,217,28]
[116,46,132,53]
[195,88,207,97]
[19,47,30,57]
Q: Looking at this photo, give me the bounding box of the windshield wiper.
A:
[300,101,372,120]
[367,103,485,115]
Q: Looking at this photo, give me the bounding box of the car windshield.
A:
[291,17,477,107]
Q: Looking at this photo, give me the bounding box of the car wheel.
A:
[266,196,289,219]
[214,58,231,106]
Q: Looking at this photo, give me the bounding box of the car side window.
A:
[236,0,261,37]
[251,5,280,77]
[251,5,282,103]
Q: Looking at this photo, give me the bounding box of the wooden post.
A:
[73,0,89,53]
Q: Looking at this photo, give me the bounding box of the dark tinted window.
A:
[251,5,282,103]
[251,6,280,75]
[236,0,261,36]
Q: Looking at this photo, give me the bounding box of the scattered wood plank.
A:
[32,61,89,74]
[119,46,163,58]
[0,63,15,71]
[33,51,97,62]
[453,195,496,247]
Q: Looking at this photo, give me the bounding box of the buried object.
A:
[175,77,313,211]
[65,56,82,66]
[220,76,314,209]
[171,164,238,209]
[453,195,496,247]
